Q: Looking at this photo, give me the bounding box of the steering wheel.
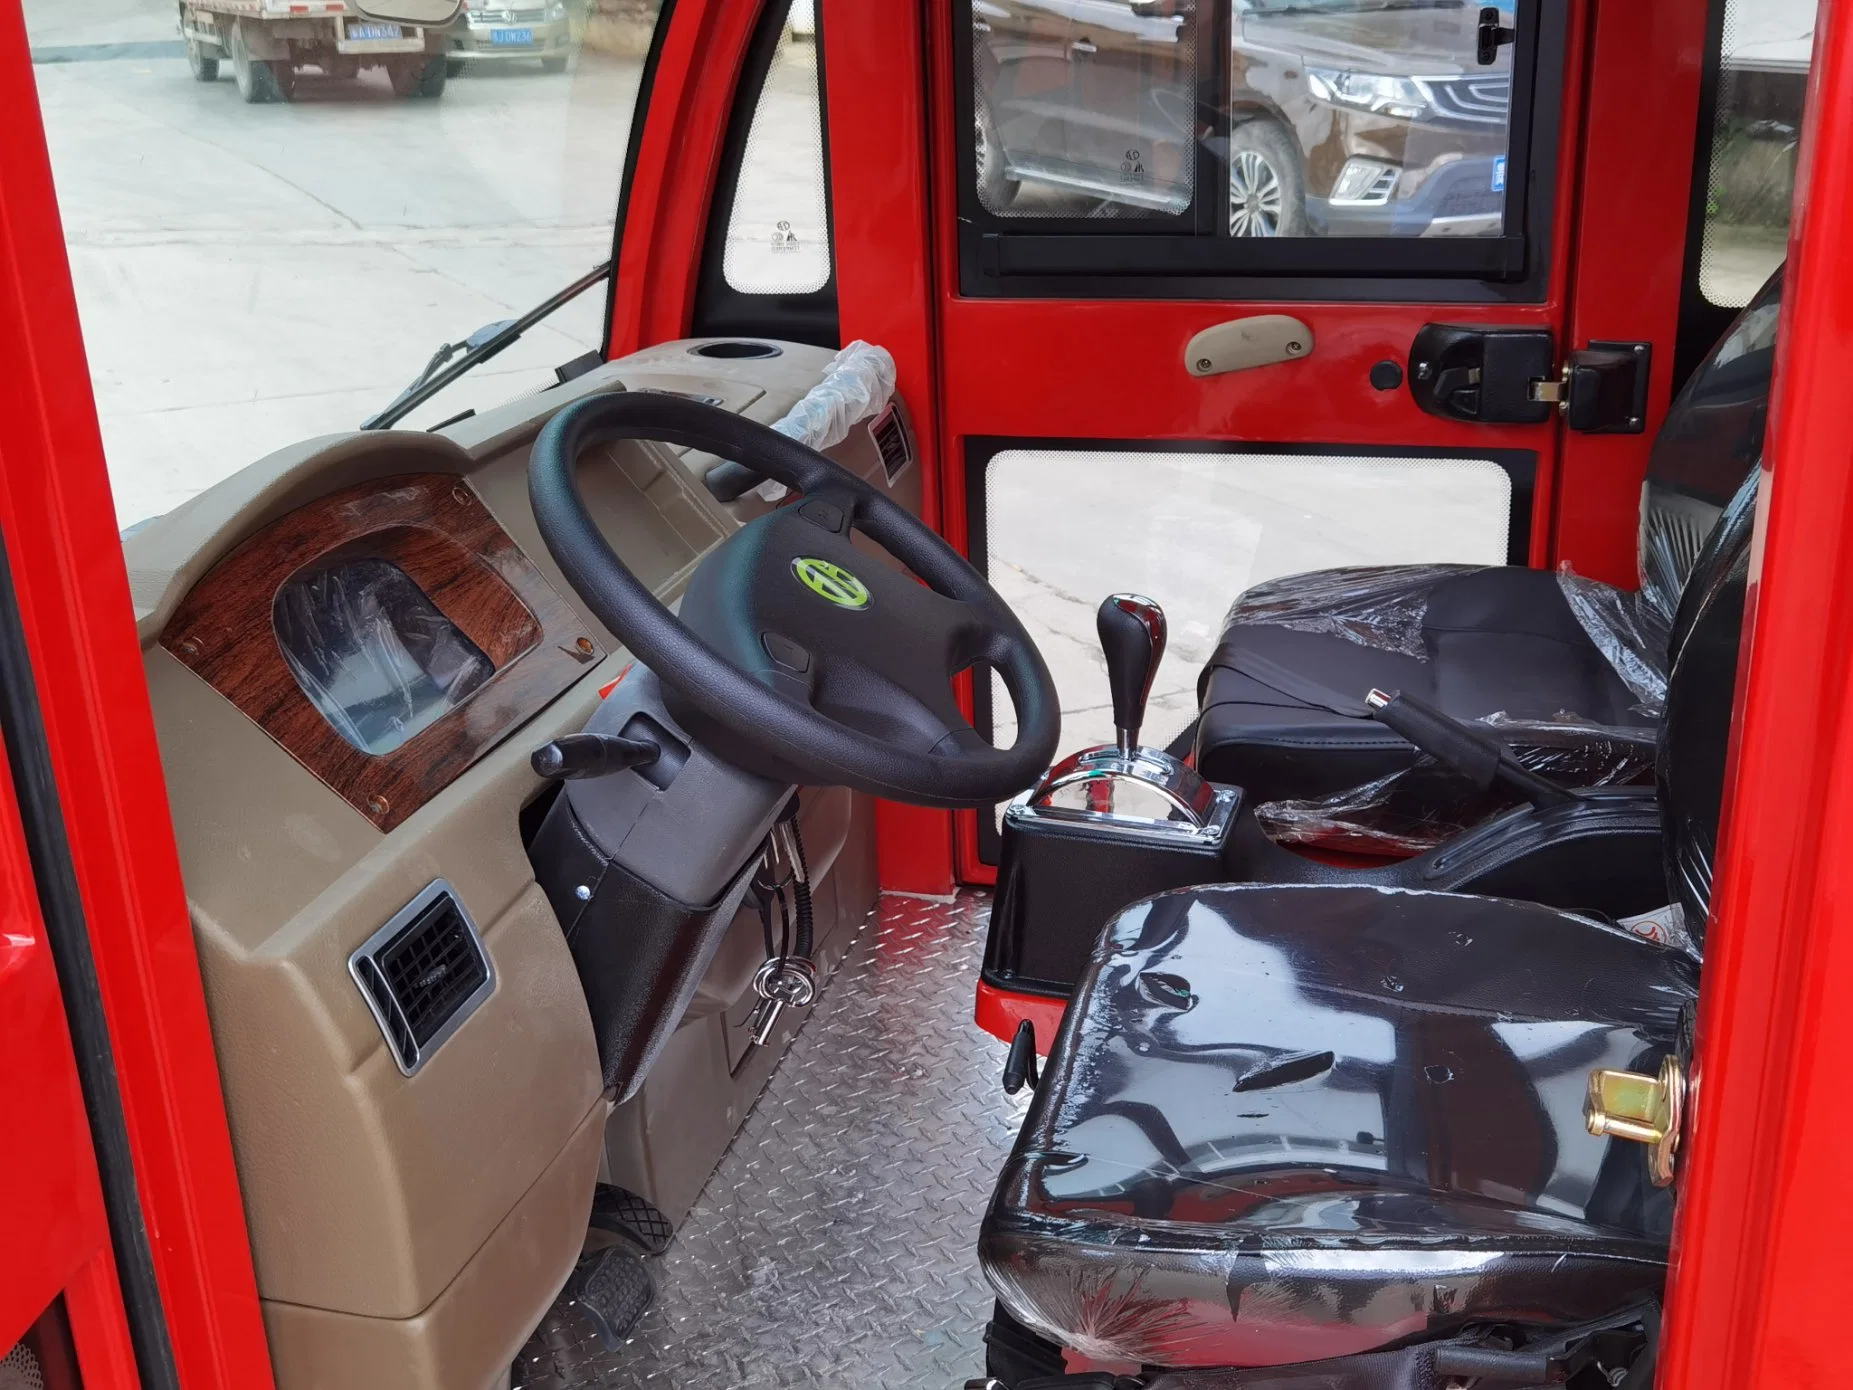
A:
[528,392,1060,807]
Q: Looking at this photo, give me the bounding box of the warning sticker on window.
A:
[1492,156,1508,193]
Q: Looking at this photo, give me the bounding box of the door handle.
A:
[1069,38,1097,55]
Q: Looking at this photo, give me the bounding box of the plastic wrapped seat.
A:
[980,884,1695,1369]
[1195,267,1781,841]
[979,478,1753,1377]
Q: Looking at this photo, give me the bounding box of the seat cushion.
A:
[979,884,1696,1369]
[1196,565,1657,802]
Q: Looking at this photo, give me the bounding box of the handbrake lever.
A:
[1365,688,1574,810]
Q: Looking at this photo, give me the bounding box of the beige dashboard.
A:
[124,340,917,1390]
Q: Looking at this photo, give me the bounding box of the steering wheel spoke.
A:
[528,392,1060,807]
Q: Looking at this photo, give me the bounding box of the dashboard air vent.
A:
[869,407,912,482]
[349,880,494,1076]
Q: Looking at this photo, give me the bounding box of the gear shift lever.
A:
[1097,594,1167,755]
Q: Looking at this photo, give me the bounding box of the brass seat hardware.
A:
[1584,1053,1686,1188]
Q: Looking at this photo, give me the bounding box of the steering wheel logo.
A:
[792,556,871,610]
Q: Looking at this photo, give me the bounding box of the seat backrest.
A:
[1658,468,1759,941]
[1639,267,1783,621]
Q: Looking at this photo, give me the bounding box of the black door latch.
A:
[1408,325,1651,433]
[1477,5,1517,65]
[1408,324,1556,425]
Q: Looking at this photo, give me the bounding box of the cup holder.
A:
[690,340,782,360]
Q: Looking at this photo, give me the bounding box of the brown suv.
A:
[973,0,1514,237]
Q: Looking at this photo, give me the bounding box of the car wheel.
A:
[228,24,287,103]
[975,90,1019,212]
[389,54,448,97]
[185,37,219,82]
[541,54,567,73]
[1227,119,1307,237]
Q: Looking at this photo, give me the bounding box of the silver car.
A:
[447,0,572,73]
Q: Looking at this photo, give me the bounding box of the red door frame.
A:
[0,723,139,1384]
[0,3,275,1385]
[1659,1,1853,1378]
[917,0,1709,885]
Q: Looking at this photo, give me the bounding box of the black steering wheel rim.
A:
[528,391,1060,807]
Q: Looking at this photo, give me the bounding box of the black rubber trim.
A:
[0,527,180,1390]
[1670,0,1746,390]
[690,0,839,348]
[599,0,679,354]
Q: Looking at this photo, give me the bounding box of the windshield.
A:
[28,0,667,527]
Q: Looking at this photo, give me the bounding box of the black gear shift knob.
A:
[1097,594,1166,754]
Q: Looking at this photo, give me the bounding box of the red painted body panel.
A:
[0,726,138,1383]
[824,0,960,894]
[974,980,1065,1053]
[1554,0,1709,585]
[606,0,761,358]
[0,3,274,1382]
[915,0,1690,881]
[1659,2,1853,1380]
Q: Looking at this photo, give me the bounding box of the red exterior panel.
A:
[606,0,763,358]
[1554,0,1710,584]
[0,3,275,1383]
[823,0,959,893]
[1659,1,1853,1380]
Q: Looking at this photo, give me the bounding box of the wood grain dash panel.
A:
[162,473,603,831]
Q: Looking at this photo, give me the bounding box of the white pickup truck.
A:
[179,0,462,102]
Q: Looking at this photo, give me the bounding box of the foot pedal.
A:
[510,1249,653,1388]
[569,1246,654,1350]
[588,1183,674,1255]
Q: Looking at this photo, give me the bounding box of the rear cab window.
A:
[960,0,1553,298]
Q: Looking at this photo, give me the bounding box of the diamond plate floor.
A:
[562,891,1025,1389]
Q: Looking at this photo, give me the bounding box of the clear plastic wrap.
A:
[1556,566,1672,717]
[752,340,898,501]
[1223,561,1672,719]
[981,885,1691,1368]
[273,557,493,755]
[1222,564,1482,660]
[1254,711,1657,856]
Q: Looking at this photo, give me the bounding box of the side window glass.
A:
[970,0,1518,242]
[722,0,831,295]
[1698,0,1814,307]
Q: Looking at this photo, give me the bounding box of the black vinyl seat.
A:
[1195,267,1781,815]
[979,466,1753,1381]
[982,886,1690,1370]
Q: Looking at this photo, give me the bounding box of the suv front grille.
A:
[1419,74,1511,124]
[350,881,494,1076]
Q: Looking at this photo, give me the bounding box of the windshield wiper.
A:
[362,259,613,431]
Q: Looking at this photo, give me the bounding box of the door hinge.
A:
[1477,5,1517,65]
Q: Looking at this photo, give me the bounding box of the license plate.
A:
[490,27,532,44]
[347,21,402,39]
